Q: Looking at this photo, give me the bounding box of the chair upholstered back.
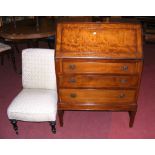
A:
[22,49,56,90]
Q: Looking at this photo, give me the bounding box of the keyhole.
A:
[93,32,96,35]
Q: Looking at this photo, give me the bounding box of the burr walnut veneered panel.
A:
[56,22,143,128]
[56,23,143,59]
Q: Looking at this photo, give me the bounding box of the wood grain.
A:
[62,60,140,74]
[59,89,136,104]
[0,18,56,40]
[56,22,142,59]
[58,75,139,88]
[55,22,143,127]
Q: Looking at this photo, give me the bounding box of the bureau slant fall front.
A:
[55,22,143,128]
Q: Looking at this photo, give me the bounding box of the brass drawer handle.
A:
[118,93,126,98]
[120,79,127,83]
[70,93,77,98]
[69,64,76,70]
[121,66,128,71]
[68,78,76,83]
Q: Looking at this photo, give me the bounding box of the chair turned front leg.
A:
[10,119,18,135]
[128,111,137,128]
[49,121,56,134]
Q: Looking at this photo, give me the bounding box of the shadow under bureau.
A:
[55,22,143,128]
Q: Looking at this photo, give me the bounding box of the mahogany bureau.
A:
[55,22,143,128]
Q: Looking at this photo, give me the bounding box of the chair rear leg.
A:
[47,40,52,49]
[10,50,17,72]
[1,54,4,65]
[7,53,10,60]
[10,119,18,135]
[14,43,20,54]
[49,121,56,134]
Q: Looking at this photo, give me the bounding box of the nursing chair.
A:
[7,49,57,134]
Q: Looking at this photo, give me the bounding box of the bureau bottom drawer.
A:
[59,89,136,104]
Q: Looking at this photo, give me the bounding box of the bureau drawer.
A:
[59,89,136,104]
[58,75,139,88]
[62,61,138,74]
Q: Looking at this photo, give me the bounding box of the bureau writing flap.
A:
[56,23,143,59]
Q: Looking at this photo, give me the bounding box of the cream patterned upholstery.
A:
[0,42,11,52]
[7,49,57,123]
[22,48,56,89]
[7,89,57,122]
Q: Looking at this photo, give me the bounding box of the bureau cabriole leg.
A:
[128,111,136,128]
[58,110,64,127]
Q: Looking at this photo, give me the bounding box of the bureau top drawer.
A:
[62,60,140,74]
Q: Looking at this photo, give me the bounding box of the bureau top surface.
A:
[56,22,143,59]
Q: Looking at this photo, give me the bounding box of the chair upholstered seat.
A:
[7,89,57,122]
[0,42,11,52]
